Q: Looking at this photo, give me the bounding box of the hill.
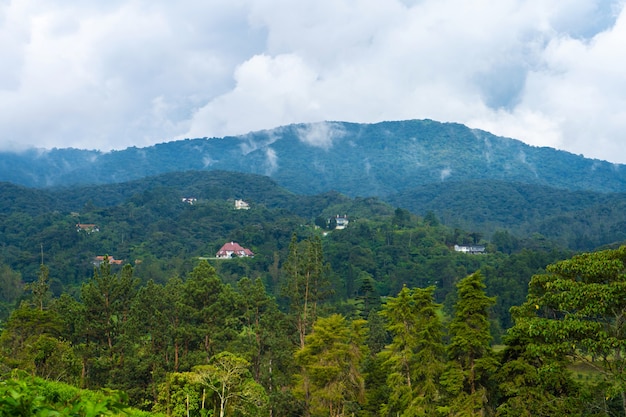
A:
[0,170,395,292]
[2,119,626,196]
[0,169,580,336]
[387,180,626,250]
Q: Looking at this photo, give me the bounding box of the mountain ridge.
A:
[1,119,625,196]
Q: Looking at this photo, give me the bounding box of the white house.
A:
[234,199,250,210]
[335,215,349,230]
[454,244,485,254]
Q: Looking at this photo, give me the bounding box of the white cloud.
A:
[264,147,278,175]
[1,0,626,164]
[295,122,344,150]
[184,53,321,139]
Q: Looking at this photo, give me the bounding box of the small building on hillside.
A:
[335,215,349,230]
[454,244,485,254]
[93,255,124,266]
[234,199,250,210]
[182,197,197,205]
[216,242,254,258]
[76,223,99,233]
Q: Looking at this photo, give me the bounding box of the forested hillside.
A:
[2,169,626,415]
[387,179,626,250]
[4,243,626,415]
[0,170,575,329]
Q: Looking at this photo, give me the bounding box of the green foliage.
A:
[295,314,367,417]
[5,120,626,198]
[154,371,203,417]
[445,271,499,416]
[378,286,445,416]
[4,164,624,415]
[193,351,268,417]
[282,233,332,348]
[495,326,583,417]
[0,375,132,417]
[388,179,626,252]
[0,264,23,317]
[509,246,626,416]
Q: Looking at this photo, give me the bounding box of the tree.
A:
[0,264,23,306]
[24,264,51,311]
[125,277,195,405]
[154,371,201,417]
[444,271,498,416]
[236,277,297,417]
[509,246,626,416]
[81,261,138,356]
[295,314,367,417]
[378,285,445,417]
[185,260,239,362]
[80,260,139,386]
[282,234,332,349]
[193,351,268,417]
[355,271,380,318]
[495,325,583,417]
[0,302,76,381]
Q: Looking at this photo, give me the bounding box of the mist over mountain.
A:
[2,119,625,196]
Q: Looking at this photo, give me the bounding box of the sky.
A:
[1,0,626,164]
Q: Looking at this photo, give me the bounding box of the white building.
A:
[234,199,250,210]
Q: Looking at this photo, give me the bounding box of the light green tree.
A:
[193,351,268,417]
[295,314,367,417]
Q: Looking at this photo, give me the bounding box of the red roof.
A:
[216,242,254,257]
[219,242,245,252]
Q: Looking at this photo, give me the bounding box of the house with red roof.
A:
[93,255,124,266]
[216,242,254,258]
[76,223,99,233]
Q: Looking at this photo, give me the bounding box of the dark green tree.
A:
[495,325,583,417]
[236,277,297,417]
[185,260,240,362]
[0,303,76,382]
[80,260,139,386]
[379,285,445,416]
[443,271,498,416]
[508,246,626,416]
[0,264,23,306]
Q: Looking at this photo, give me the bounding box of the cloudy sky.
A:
[1,1,626,163]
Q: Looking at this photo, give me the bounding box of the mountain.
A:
[2,119,626,196]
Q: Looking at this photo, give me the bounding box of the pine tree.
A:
[282,233,331,349]
[443,271,498,416]
[25,264,51,311]
[379,285,445,416]
[295,314,367,417]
